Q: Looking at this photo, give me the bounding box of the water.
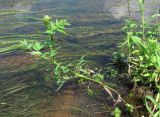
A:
[0,0,159,117]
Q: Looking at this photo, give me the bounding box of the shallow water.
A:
[0,0,159,57]
[0,0,160,117]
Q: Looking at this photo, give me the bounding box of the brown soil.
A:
[0,53,37,73]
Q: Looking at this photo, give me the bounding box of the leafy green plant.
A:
[105,66,118,78]
[117,0,160,89]
[112,107,121,117]
[115,0,160,115]
[145,93,160,117]
[20,15,70,86]
[125,103,134,113]
[20,15,125,104]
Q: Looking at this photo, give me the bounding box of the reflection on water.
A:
[105,0,160,19]
[0,0,159,34]
[0,0,159,56]
[0,0,38,9]
[12,2,32,11]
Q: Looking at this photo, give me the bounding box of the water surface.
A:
[0,0,159,117]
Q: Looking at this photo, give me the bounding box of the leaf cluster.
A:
[118,0,160,89]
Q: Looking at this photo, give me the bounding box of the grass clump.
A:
[115,0,160,89]
[114,0,160,116]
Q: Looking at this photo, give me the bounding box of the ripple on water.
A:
[0,0,159,117]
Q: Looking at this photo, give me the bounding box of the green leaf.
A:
[131,36,148,55]
[27,43,33,50]
[112,107,121,117]
[20,40,28,46]
[139,56,143,61]
[46,30,53,35]
[156,52,160,70]
[125,103,134,113]
[61,66,69,73]
[151,14,160,19]
[33,41,43,51]
[145,95,160,116]
[130,23,137,28]
[50,50,57,57]
[143,73,151,77]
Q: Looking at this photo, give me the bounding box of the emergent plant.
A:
[115,0,160,116]
[20,15,125,104]
[118,0,160,89]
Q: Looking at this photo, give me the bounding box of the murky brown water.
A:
[0,0,159,117]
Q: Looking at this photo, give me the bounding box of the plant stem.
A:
[127,0,131,17]
[149,93,160,117]
[74,72,126,104]
[138,0,145,40]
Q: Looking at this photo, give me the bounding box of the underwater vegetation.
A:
[0,0,160,117]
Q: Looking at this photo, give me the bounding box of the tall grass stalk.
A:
[138,0,145,40]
